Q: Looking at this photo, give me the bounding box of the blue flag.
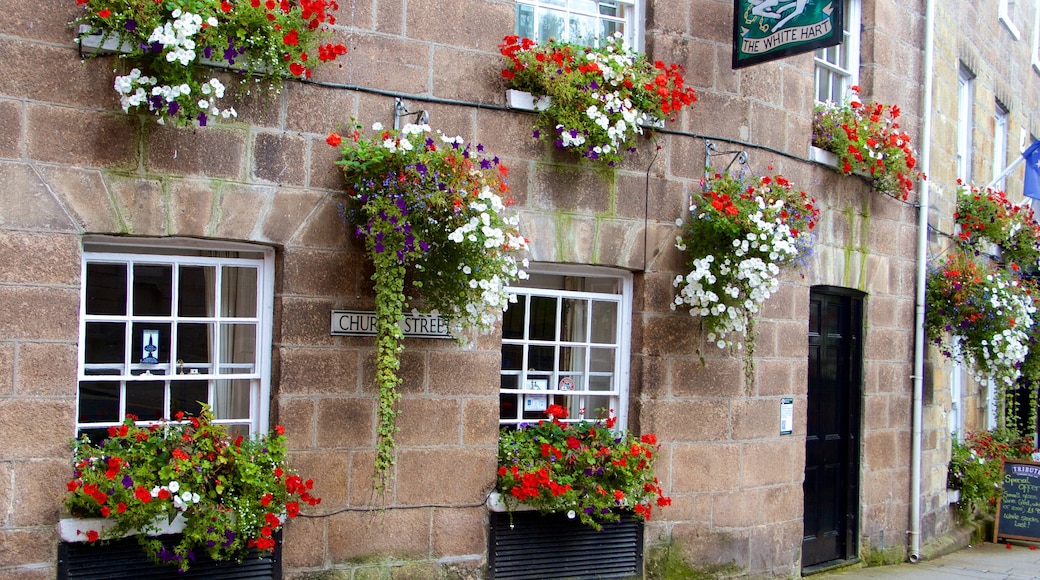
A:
[1024,140,1040,200]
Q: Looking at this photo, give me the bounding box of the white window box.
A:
[810,145,872,179]
[58,514,188,543]
[504,89,664,128]
[77,25,266,72]
[487,491,536,513]
[948,488,961,505]
[505,89,551,112]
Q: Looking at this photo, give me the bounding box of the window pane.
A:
[85,322,126,364]
[538,11,565,40]
[178,265,214,317]
[85,263,126,315]
[529,296,557,341]
[78,381,120,423]
[176,322,213,366]
[171,380,208,416]
[222,266,257,317]
[516,3,535,38]
[126,381,164,420]
[502,344,523,370]
[132,322,171,365]
[219,323,256,374]
[569,13,597,44]
[590,375,613,391]
[590,301,618,343]
[584,396,613,418]
[528,346,555,371]
[133,264,172,316]
[590,347,615,372]
[502,299,526,339]
[213,379,250,420]
[560,346,586,372]
[562,298,588,342]
[500,392,519,421]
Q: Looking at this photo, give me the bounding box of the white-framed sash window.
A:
[813,0,860,104]
[515,0,643,50]
[500,265,631,428]
[77,237,274,441]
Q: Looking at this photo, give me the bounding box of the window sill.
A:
[58,514,187,543]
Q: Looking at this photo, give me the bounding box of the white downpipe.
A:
[910,0,936,564]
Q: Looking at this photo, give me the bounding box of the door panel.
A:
[803,288,862,570]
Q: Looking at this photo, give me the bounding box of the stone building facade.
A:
[1,0,1039,578]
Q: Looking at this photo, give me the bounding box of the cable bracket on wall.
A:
[704,140,749,176]
[393,98,429,130]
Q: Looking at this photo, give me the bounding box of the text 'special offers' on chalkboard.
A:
[995,460,1040,543]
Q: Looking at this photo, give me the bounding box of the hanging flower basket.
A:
[63,408,320,573]
[673,170,819,385]
[925,250,1036,388]
[498,33,696,166]
[328,122,529,490]
[496,405,670,530]
[72,0,347,126]
[811,86,923,200]
[954,182,1040,269]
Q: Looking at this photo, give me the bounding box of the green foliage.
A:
[64,408,319,572]
[496,405,669,530]
[72,0,346,125]
[329,122,528,490]
[948,429,1036,519]
[499,33,696,166]
[811,86,921,200]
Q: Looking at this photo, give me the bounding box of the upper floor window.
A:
[957,65,976,184]
[993,102,1010,190]
[499,265,632,428]
[77,238,274,442]
[1000,0,1022,40]
[515,0,642,50]
[813,0,860,103]
[1032,1,1040,73]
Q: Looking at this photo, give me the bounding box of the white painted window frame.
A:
[813,0,860,104]
[1032,2,1040,73]
[77,237,275,438]
[514,0,644,51]
[1000,0,1022,41]
[500,264,632,429]
[957,65,975,184]
[993,102,1010,191]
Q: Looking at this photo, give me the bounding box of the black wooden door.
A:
[802,288,862,570]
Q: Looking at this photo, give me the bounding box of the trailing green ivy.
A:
[328,122,529,490]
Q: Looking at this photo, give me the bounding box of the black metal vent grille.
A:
[58,534,281,579]
[489,511,644,579]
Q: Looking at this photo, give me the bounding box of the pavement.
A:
[816,541,1040,579]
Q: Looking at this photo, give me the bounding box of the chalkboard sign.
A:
[994,460,1040,543]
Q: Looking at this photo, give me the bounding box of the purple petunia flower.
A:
[374,242,385,254]
[168,101,180,116]
[125,19,137,32]
[419,240,429,252]
[197,111,206,126]
[203,46,213,59]
[533,129,541,139]
[122,474,133,489]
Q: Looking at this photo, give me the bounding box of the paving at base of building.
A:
[817,541,1040,579]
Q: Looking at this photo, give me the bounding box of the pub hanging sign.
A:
[732,0,843,69]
